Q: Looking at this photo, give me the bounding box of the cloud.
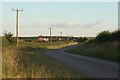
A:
[20,21,105,30]
[50,21,81,28]
[83,21,104,28]
[50,21,104,29]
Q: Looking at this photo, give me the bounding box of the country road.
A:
[45,43,119,78]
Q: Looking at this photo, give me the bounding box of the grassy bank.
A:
[65,41,119,62]
[0,37,2,45]
[2,37,11,46]
[0,37,1,78]
[46,41,78,49]
[2,41,85,78]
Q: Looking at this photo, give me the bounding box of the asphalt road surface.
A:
[45,44,119,78]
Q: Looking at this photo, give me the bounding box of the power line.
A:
[12,8,23,45]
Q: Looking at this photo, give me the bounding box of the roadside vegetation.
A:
[65,30,120,62]
[0,36,1,43]
[0,36,1,78]
[2,32,85,78]
[47,41,78,49]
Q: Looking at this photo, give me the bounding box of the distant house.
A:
[38,36,49,42]
[44,38,49,42]
[58,38,62,41]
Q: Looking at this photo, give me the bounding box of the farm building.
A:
[38,36,49,42]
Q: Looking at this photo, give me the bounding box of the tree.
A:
[3,31,14,45]
[83,37,88,42]
[96,31,111,42]
[111,30,120,41]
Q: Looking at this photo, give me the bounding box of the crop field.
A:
[2,37,85,78]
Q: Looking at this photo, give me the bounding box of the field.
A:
[65,41,119,62]
[2,38,85,78]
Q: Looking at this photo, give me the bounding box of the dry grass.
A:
[2,46,19,78]
[2,41,85,78]
[47,42,78,49]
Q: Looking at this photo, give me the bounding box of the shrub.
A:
[95,31,111,42]
[75,37,88,42]
[95,30,120,42]
[111,30,120,41]
[3,31,16,45]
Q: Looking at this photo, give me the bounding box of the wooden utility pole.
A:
[60,32,62,37]
[12,8,23,45]
[48,28,52,46]
[60,32,62,41]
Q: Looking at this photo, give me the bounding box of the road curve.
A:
[45,44,119,78]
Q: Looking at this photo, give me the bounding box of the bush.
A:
[95,30,120,42]
[3,31,16,45]
[75,37,88,42]
[111,30,120,41]
[95,31,111,42]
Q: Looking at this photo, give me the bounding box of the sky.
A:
[1,1,119,37]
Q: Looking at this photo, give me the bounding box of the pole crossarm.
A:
[12,8,23,11]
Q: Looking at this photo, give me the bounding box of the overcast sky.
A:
[1,1,118,37]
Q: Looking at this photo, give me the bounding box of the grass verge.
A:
[2,41,85,78]
[65,41,119,62]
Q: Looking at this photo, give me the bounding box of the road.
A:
[45,43,119,78]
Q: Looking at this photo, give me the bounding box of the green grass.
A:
[65,41,119,62]
[2,37,10,46]
[0,37,1,79]
[46,41,78,49]
[2,39,85,78]
[0,37,2,45]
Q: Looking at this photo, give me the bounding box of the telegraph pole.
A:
[48,28,52,46]
[12,8,23,45]
[60,32,62,42]
[60,32,62,37]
